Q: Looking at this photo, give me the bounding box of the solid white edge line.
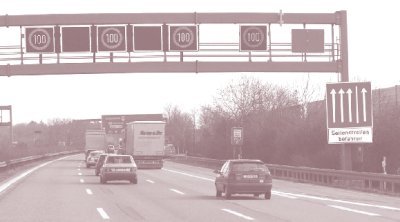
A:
[272,191,297,199]
[170,188,185,195]
[329,205,380,217]
[274,190,400,211]
[164,166,398,212]
[163,168,214,181]
[80,179,85,183]
[0,155,70,194]
[146,179,155,184]
[86,188,93,195]
[222,208,255,221]
[96,208,110,220]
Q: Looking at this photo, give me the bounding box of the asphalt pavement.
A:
[0,154,399,222]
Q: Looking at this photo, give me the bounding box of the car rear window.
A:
[231,162,267,172]
[106,156,132,164]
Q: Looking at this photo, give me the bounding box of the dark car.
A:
[95,154,109,176]
[100,155,138,184]
[214,159,272,199]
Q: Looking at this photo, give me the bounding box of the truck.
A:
[125,121,165,169]
[84,129,106,159]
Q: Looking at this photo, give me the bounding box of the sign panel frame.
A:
[169,25,199,51]
[133,25,163,51]
[292,29,325,53]
[326,82,373,144]
[231,127,243,146]
[25,27,55,53]
[239,25,268,51]
[97,25,127,52]
[61,26,91,53]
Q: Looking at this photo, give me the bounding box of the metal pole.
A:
[338,10,351,171]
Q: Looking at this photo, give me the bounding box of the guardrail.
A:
[0,150,82,171]
[170,155,400,196]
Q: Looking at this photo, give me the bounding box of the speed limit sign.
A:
[239,25,267,51]
[98,26,126,52]
[25,27,54,53]
[169,26,198,51]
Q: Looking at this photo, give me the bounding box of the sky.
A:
[0,0,399,124]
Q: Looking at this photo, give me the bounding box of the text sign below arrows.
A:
[326,82,372,128]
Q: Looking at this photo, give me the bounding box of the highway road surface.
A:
[0,154,399,222]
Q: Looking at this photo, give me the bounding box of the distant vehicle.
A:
[106,144,115,153]
[214,159,272,200]
[85,129,106,152]
[95,153,109,176]
[85,149,97,161]
[164,144,176,157]
[100,155,138,184]
[125,121,166,169]
[86,150,104,168]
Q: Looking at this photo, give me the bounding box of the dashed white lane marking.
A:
[80,179,85,183]
[170,188,185,195]
[329,205,380,217]
[146,179,155,184]
[97,208,110,220]
[0,156,70,194]
[163,168,214,182]
[86,189,93,195]
[222,208,255,221]
[78,172,82,176]
[77,168,81,171]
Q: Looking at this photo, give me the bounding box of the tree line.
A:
[1,76,399,174]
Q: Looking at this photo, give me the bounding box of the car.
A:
[99,155,138,184]
[106,144,115,154]
[86,150,104,168]
[95,153,109,176]
[214,159,272,199]
[85,149,97,162]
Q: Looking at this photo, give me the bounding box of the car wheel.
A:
[100,176,106,184]
[224,186,231,199]
[131,178,138,184]
[216,189,222,197]
[265,191,271,200]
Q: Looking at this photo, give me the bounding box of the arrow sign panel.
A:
[326,82,372,128]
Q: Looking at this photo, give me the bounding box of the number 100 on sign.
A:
[25,27,54,53]
[240,25,267,51]
[169,26,198,51]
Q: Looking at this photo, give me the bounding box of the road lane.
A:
[0,154,399,221]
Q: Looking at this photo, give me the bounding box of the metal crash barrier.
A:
[170,155,400,196]
[0,150,82,171]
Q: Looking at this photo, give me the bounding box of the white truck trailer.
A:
[125,121,165,169]
[85,129,106,153]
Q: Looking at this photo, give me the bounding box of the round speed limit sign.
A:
[240,25,267,51]
[169,26,198,51]
[98,26,126,52]
[25,27,54,53]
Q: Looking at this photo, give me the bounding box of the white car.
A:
[86,150,104,168]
